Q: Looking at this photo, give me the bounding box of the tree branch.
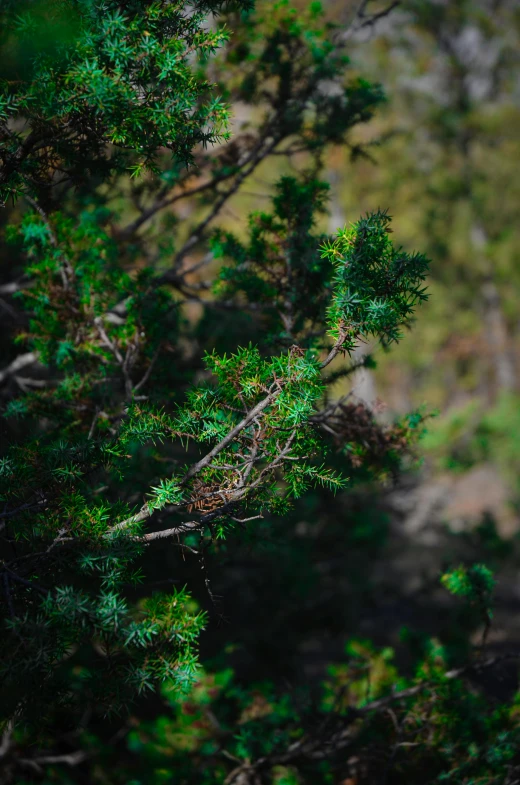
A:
[0,353,39,386]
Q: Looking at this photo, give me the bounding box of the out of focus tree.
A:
[334,0,519,399]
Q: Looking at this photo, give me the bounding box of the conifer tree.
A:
[1,1,519,783]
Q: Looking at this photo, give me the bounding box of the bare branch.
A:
[0,278,29,296]
[230,514,263,523]
[133,345,161,394]
[340,0,400,41]
[319,327,349,369]
[0,720,14,759]
[0,352,39,386]
[20,750,87,773]
[135,520,201,542]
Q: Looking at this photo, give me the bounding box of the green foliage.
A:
[213,0,384,149]
[4,206,180,428]
[34,642,520,785]
[0,182,429,735]
[441,564,495,602]
[0,0,254,204]
[321,209,429,347]
[213,176,332,347]
[441,563,496,651]
[0,1,517,784]
[322,638,401,712]
[2,583,205,722]
[214,184,430,356]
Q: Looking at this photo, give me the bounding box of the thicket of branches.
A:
[0,1,519,783]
